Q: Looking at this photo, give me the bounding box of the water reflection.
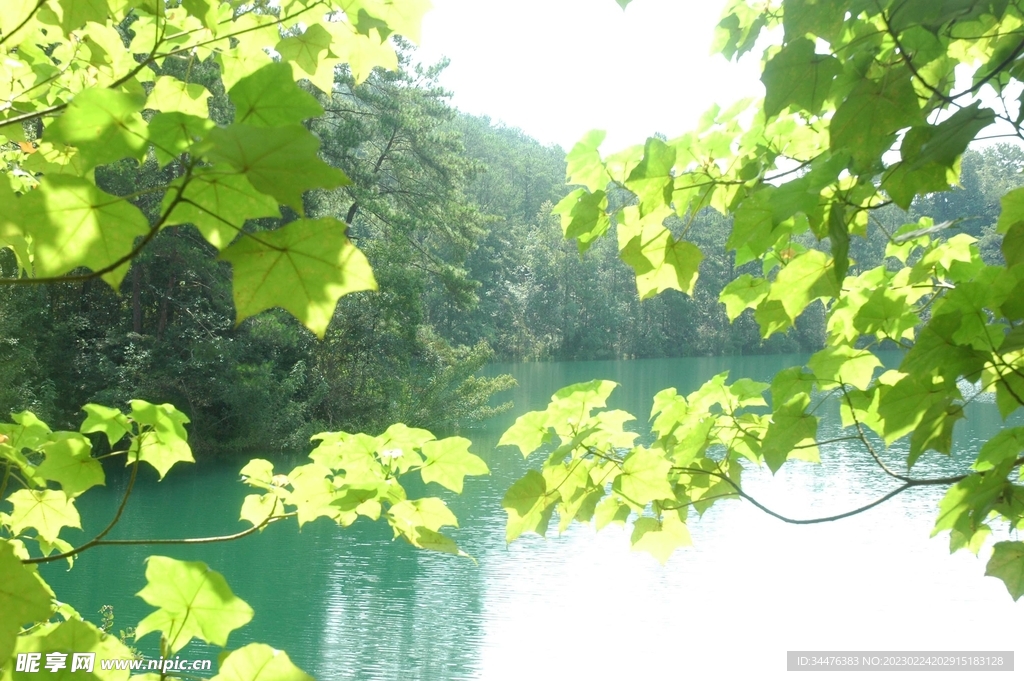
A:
[42,355,1020,680]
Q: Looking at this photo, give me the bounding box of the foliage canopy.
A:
[505,0,1024,596]
[5,0,1024,678]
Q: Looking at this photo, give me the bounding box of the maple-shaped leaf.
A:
[212,643,314,681]
[43,87,148,170]
[202,124,348,212]
[419,437,489,493]
[229,62,324,128]
[163,166,281,250]
[16,175,149,288]
[219,217,377,338]
[136,556,254,655]
[128,400,194,479]
[0,539,53,661]
[147,76,212,118]
[37,432,105,498]
[6,489,81,542]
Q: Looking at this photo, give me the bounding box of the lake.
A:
[41,354,1021,680]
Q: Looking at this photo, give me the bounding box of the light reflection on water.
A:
[40,355,1021,681]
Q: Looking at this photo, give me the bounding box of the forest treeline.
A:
[0,46,1020,454]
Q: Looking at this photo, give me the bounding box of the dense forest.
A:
[0,45,1020,455]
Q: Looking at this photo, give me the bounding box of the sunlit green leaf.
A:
[6,489,81,543]
[136,556,254,655]
[219,217,377,338]
[986,541,1024,601]
[37,432,104,498]
[128,400,194,480]
[630,513,691,564]
[212,643,314,681]
[419,437,489,493]
[79,404,131,448]
[565,129,611,192]
[761,37,840,117]
[502,470,557,542]
[16,175,149,288]
[203,124,349,212]
[229,63,324,128]
[43,87,147,170]
[164,166,281,250]
[0,540,53,662]
[613,447,674,507]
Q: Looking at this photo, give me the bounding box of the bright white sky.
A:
[416,0,764,152]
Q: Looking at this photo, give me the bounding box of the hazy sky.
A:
[416,0,763,152]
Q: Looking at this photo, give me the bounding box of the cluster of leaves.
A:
[0,0,423,338]
[507,0,1024,596]
[1,399,488,677]
[0,0,505,678]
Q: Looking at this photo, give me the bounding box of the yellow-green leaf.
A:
[219,217,377,338]
[135,556,254,655]
[212,643,314,681]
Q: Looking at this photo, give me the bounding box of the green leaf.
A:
[219,217,377,339]
[37,432,104,498]
[593,494,630,530]
[565,130,611,192]
[771,366,817,408]
[17,175,149,288]
[727,188,776,264]
[933,465,1012,548]
[877,374,947,444]
[807,346,881,390]
[80,403,131,448]
[986,541,1024,601]
[552,189,610,252]
[497,410,551,457]
[618,206,703,299]
[975,428,1024,472]
[43,87,148,170]
[147,76,212,118]
[229,63,324,128]
[419,437,489,493]
[625,137,676,215]
[719,274,769,320]
[501,470,558,542]
[212,643,314,681]
[387,498,466,554]
[910,103,995,170]
[276,24,333,79]
[387,497,458,535]
[6,489,81,542]
[761,37,840,117]
[764,248,839,324]
[148,112,215,166]
[135,556,254,655]
[0,411,52,451]
[239,493,279,528]
[1002,222,1024,267]
[761,400,819,473]
[829,71,921,171]
[0,540,53,662]
[164,166,281,250]
[997,186,1024,234]
[630,513,691,564]
[613,447,674,507]
[203,124,349,212]
[11,616,136,681]
[828,205,850,282]
[56,0,110,33]
[128,400,194,479]
[908,400,963,467]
